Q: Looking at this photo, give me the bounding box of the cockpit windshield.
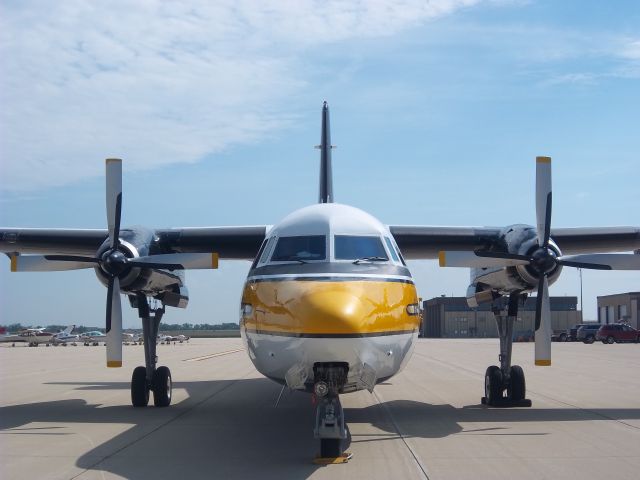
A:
[334,235,388,261]
[271,236,326,262]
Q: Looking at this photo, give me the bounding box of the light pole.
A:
[579,268,583,321]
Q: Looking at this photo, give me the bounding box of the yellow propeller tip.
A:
[535,359,551,366]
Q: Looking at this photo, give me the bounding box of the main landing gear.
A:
[130,294,172,408]
[312,363,350,462]
[482,292,532,408]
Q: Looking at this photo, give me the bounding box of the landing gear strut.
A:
[313,363,348,460]
[482,292,532,407]
[130,294,172,408]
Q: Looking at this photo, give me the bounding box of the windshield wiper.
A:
[353,256,387,264]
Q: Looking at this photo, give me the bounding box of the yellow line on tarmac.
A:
[183,348,244,362]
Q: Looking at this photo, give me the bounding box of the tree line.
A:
[1,322,240,333]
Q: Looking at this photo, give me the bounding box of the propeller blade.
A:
[534,275,544,331]
[128,253,219,270]
[534,275,551,366]
[106,276,123,368]
[106,158,122,249]
[474,251,531,262]
[438,251,529,268]
[535,156,552,248]
[10,255,98,272]
[558,253,640,271]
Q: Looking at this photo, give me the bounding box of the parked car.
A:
[567,323,599,342]
[552,329,568,342]
[513,330,534,342]
[576,324,602,344]
[596,324,640,344]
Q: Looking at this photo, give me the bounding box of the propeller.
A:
[439,156,640,366]
[10,159,219,368]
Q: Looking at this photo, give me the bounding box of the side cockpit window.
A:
[271,236,326,262]
[384,237,400,262]
[334,235,388,261]
[251,238,268,269]
[259,237,276,264]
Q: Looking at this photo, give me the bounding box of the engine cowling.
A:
[466,225,562,307]
[93,226,187,305]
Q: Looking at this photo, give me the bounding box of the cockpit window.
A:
[334,235,388,261]
[271,236,326,262]
[259,237,276,264]
[384,237,400,262]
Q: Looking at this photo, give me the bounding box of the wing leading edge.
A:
[389,225,640,259]
[1,226,268,260]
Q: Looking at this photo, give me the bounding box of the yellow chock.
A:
[313,452,353,465]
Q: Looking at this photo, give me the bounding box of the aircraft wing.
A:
[154,226,268,260]
[0,226,268,260]
[389,225,640,259]
[0,229,108,255]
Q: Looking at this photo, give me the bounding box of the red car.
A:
[596,324,640,344]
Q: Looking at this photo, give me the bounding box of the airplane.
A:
[1,102,639,458]
[159,334,189,343]
[0,327,54,346]
[123,332,141,344]
[80,330,107,345]
[51,324,79,345]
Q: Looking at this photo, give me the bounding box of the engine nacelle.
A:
[466,224,562,307]
[93,226,188,306]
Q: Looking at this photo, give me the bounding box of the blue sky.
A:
[1,0,638,328]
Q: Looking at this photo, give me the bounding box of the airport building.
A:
[421,296,581,338]
[597,292,640,328]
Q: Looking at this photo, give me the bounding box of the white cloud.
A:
[620,39,640,60]
[0,0,483,191]
[539,72,598,87]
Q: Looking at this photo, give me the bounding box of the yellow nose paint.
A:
[242,280,420,336]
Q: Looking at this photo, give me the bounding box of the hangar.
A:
[597,292,640,328]
[421,296,580,338]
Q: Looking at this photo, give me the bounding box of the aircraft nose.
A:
[298,287,366,334]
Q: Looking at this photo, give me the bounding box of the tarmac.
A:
[1,338,639,480]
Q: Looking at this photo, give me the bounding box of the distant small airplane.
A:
[51,325,79,344]
[0,327,54,346]
[122,332,140,343]
[80,331,107,345]
[169,334,189,343]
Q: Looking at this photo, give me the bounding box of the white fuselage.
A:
[239,203,421,393]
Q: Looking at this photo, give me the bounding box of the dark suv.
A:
[568,323,600,342]
[576,324,602,344]
[596,324,640,344]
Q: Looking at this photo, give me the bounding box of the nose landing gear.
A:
[312,362,352,463]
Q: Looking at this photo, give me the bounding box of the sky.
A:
[0,0,638,329]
